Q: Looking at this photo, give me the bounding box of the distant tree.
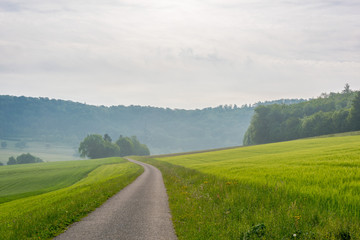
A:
[349,91,360,130]
[130,136,150,156]
[0,162,3,166]
[1,141,7,149]
[342,83,351,94]
[103,134,112,143]
[7,156,17,165]
[116,136,134,156]
[16,153,43,164]
[79,134,120,159]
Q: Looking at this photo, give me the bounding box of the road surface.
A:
[54,158,177,240]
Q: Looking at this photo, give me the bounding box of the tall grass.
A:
[137,134,360,239]
[0,157,143,239]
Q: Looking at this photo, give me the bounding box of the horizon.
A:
[1,1,359,109]
[1,92,313,110]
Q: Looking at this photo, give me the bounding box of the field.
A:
[0,139,79,165]
[0,157,143,239]
[137,133,360,239]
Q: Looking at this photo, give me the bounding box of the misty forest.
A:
[0,87,359,157]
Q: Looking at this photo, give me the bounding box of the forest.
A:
[0,96,258,154]
[244,87,360,145]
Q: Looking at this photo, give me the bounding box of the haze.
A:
[0,0,359,109]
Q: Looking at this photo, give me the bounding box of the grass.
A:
[0,158,124,204]
[0,157,143,239]
[136,133,360,239]
[0,139,79,164]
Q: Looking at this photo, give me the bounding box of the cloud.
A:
[0,0,359,108]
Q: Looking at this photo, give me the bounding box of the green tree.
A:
[79,134,120,159]
[103,134,112,143]
[349,91,360,130]
[16,153,43,164]
[342,83,351,94]
[0,162,3,166]
[116,136,134,157]
[7,156,17,165]
[130,136,150,156]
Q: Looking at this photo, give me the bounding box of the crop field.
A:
[0,157,143,239]
[138,133,360,239]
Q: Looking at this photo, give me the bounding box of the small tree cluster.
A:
[79,134,150,159]
[7,153,43,165]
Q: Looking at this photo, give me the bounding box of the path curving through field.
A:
[54,158,177,240]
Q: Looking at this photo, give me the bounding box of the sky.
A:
[0,0,359,109]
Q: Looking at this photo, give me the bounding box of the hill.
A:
[0,95,305,154]
[138,132,360,239]
[0,157,143,239]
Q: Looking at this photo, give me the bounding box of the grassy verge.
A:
[136,134,360,239]
[0,157,143,239]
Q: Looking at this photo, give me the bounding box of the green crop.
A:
[138,134,360,239]
[0,157,143,239]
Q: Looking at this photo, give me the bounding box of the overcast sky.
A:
[0,0,359,109]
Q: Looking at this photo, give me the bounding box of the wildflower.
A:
[293,233,297,237]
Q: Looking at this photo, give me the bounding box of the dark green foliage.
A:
[16,153,43,164]
[79,134,150,159]
[103,134,112,143]
[78,134,120,159]
[244,90,359,145]
[7,154,43,165]
[349,91,360,130]
[7,156,16,165]
[0,162,3,166]
[244,224,266,240]
[116,136,134,157]
[0,95,257,153]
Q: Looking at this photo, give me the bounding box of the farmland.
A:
[138,132,360,239]
[0,157,143,239]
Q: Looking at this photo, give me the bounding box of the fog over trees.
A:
[0,95,259,154]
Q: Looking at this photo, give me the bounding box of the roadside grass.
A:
[0,157,143,239]
[137,134,360,239]
[0,158,123,204]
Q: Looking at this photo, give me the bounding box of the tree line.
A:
[78,134,150,159]
[6,153,43,165]
[244,86,360,145]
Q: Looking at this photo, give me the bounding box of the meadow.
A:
[137,133,360,239]
[0,157,143,239]
[0,139,79,164]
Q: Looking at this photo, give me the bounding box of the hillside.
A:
[244,90,360,145]
[0,157,143,239]
[139,132,360,239]
[0,95,306,154]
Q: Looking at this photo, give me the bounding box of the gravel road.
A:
[54,158,177,240]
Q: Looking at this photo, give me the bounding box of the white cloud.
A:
[0,0,359,108]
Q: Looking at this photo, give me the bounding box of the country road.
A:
[54,158,177,240]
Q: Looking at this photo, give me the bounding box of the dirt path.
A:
[54,158,177,240]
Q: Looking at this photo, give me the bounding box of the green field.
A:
[138,133,360,239]
[0,139,79,164]
[0,157,143,239]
